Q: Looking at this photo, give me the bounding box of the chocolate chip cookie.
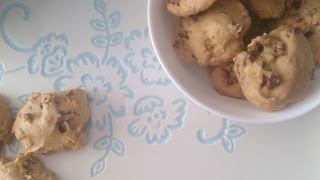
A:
[0,95,12,155]
[173,0,251,66]
[12,89,90,156]
[0,154,56,180]
[208,62,245,99]
[167,0,217,17]
[234,25,315,111]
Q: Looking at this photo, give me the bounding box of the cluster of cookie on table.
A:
[0,89,90,179]
[168,0,320,111]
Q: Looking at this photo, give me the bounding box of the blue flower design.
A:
[128,96,187,144]
[125,27,172,86]
[197,118,247,153]
[91,114,126,177]
[55,52,134,118]
[78,74,113,106]
[28,33,69,78]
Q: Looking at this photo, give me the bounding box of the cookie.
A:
[167,0,217,17]
[208,62,245,99]
[234,25,315,111]
[248,0,286,19]
[173,0,251,66]
[273,0,320,65]
[0,154,56,180]
[12,89,90,156]
[0,95,12,155]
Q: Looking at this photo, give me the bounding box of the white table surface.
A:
[0,0,319,179]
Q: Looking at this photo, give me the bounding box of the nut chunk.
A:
[0,154,56,180]
[0,95,12,154]
[12,89,90,156]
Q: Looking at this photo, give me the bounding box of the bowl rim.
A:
[147,0,320,124]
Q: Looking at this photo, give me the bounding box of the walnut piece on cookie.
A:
[167,0,217,17]
[172,0,251,66]
[0,154,56,180]
[12,89,90,156]
[234,25,315,111]
[208,62,245,99]
[0,94,12,155]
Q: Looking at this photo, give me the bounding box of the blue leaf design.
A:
[93,136,112,150]
[222,136,235,153]
[0,61,5,84]
[197,129,222,145]
[144,26,149,39]
[105,57,128,85]
[18,94,29,105]
[128,118,148,138]
[91,35,109,48]
[108,105,127,118]
[124,52,140,74]
[125,29,142,50]
[86,117,92,129]
[9,108,19,123]
[54,75,74,91]
[140,71,172,86]
[226,124,247,138]
[66,52,101,73]
[133,96,165,116]
[94,0,107,14]
[167,99,187,130]
[109,32,123,47]
[119,86,135,99]
[90,19,106,31]
[96,115,107,132]
[146,128,171,144]
[108,11,121,29]
[8,139,20,155]
[41,46,68,78]
[111,138,126,156]
[90,157,106,177]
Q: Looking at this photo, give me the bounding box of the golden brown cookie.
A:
[248,0,286,19]
[0,95,12,155]
[167,0,218,17]
[208,62,245,99]
[273,0,320,65]
[0,154,56,180]
[12,89,90,156]
[234,25,315,111]
[173,0,251,66]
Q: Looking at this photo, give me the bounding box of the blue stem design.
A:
[100,12,111,65]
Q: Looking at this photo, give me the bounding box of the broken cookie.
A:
[167,0,218,17]
[0,154,56,180]
[208,62,245,99]
[12,89,90,156]
[0,95,12,155]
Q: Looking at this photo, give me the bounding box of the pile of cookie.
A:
[0,89,90,179]
[168,0,319,111]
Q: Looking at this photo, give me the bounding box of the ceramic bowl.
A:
[147,0,320,123]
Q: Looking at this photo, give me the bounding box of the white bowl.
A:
[147,0,320,123]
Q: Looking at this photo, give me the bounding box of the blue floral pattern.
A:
[128,96,187,144]
[197,118,247,153]
[0,0,250,178]
[125,28,172,86]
